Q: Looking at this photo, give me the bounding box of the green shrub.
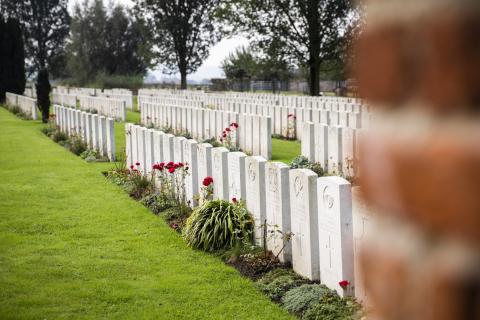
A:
[290,155,324,176]
[52,130,68,143]
[69,135,87,155]
[124,168,155,200]
[281,284,330,315]
[141,193,173,215]
[202,137,222,147]
[183,199,253,251]
[41,122,57,136]
[302,292,362,320]
[255,268,309,301]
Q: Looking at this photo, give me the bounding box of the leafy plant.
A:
[183,199,253,251]
[302,292,362,320]
[51,130,68,143]
[281,284,330,316]
[290,155,324,176]
[123,163,155,200]
[255,268,309,301]
[69,134,87,155]
[141,192,173,215]
[202,137,222,147]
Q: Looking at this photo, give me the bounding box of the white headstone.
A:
[227,152,247,201]
[144,129,155,173]
[106,118,115,161]
[183,139,199,206]
[289,169,320,280]
[162,133,175,162]
[245,156,267,246]
[265,161,291,263]
[318,176,353,297]
[197,143,213,191]
[211,147,229,200]
[173,136,186,163]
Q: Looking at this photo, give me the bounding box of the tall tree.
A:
[17,0,70,122]
[0,17,26,102]
[134,0,222,89]
[67,0,153,84]
[220,0,353,96]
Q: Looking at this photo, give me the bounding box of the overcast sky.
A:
[68,0,248,81]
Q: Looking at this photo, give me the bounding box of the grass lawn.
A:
[0,108,293,320]
[271,138,301,164]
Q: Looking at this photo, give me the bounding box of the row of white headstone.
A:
[125,123,356,298]
[54,105,116,161]
[141,103,272,159]
[77,96,127,121]
[23,87,36,98]
[52,87,134,110]
[52,93,78,108]
[137,88,364,109]
[5,92,38,120]
[96,92,133,109]
[138,93,369,141]
[301,122,361,176]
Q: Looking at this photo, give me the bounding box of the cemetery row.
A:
[5,92,38,120]
[301,122,360,176]
[53,105,116,161]
[138,92,372,141]
[138,88,366,110]
[52,85,133,110]
[52,93,127,122]
[141,103,272,159]
[126,123,371,302]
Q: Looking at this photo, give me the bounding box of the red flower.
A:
[225,127,231,132]
[339,280,350,289]
[202,176,213,187]
[222,133,227,138]
[135,162,140,166]
[288,113,293,118]
[130,165,134,170]
[230,122,238,128]
[219,138,223,142]
[168,167,175,173]
[177,162,184,167]
[232,197,238,203]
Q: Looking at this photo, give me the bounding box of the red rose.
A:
[232,197,238,203]
[222,133,227,138]
[202,176,213,187]
[135,162,140,166]
[168,167,175,173]
[225,128,231,132]
[130,165,134,170]
[339,280,350,289]
[178,162,184,167]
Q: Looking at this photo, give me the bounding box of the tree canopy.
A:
[66,0,153,85]
[134,0,222,89]
[219,0,356,95]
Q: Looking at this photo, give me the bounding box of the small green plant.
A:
[51,130,68,143]
[123,163,155,200]
[183,199,253,251]
[69,134,87,156]
[290,155,324,176]
[141,192,172,215]
[302,292,362,320]
[202,137,222,147]
[255,268,309,301]
[80,149,105,162]
[281,284,330,316]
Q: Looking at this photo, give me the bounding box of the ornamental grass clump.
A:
[183,199,253,251]
[281,284,330,316]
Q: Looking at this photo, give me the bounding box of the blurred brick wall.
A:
[354,0,480,319]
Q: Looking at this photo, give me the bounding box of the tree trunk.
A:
[36,69,51,123]
[309,60,320,96]
[180,71,187,90]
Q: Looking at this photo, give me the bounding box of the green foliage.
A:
[141,192,173,215]
[290,156,324,176]
[68,135,87,156]
[0,17,26,102]
[183,199,253,251]
[135,0,222,88]
[51,130,68,143]
[80,149,104,162]
[255,268,309,301]
[123,169,155,200]
[36,69,51,123]
[281,284,330,316]
[66,0,152,85]
[202,137,222,147]
[303,292,362,320]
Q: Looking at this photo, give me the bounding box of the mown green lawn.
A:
[271,138,301,164]
[0,107,293,320]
